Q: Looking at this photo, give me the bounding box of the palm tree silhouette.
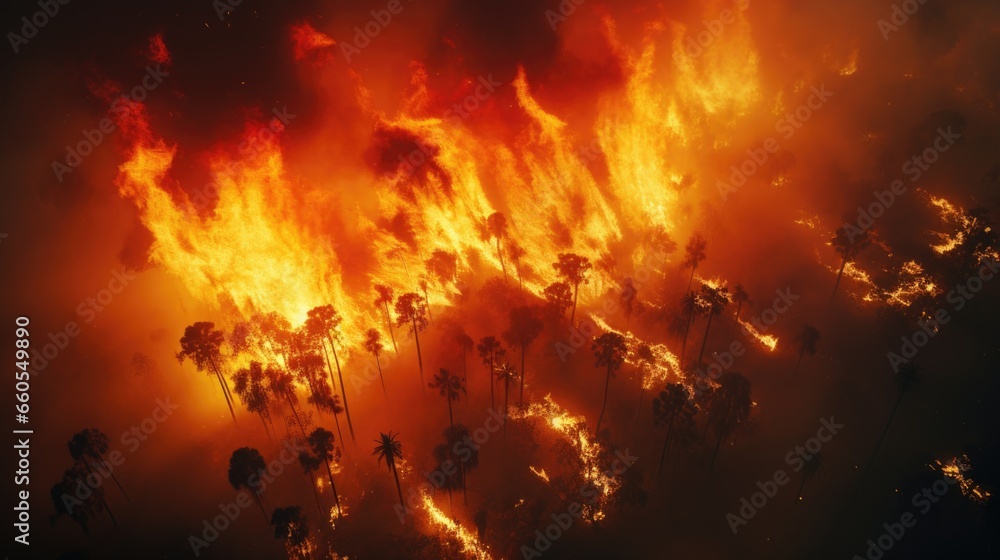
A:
[233,362,276,440]
[68,429,131,504]
[306,305,355,443]
[652,384,695,475]
[678,291,700,367]
[494,363,519,438]
[508,240,527,289]
[177,321,236,421]
[682,233,707,291]
[363,328,389,402]
[830,226,872,301]
[486,211,510,281]
[446,424,479,505]
[374,283,399,355]
[503,305,545,406]
[697,284,731,364]
[228,447,270,526]
[476,336,506,409]
[307,427,342,517]
[707,372,752,473]
[795,451,824,501]
[731,283,751,337]
[297,450,326,518]
[794,325,821,374]
[50,471,100,534]
[543,281,573,320]
[592,332,628,436]
[271,506,311,560]
[553,253,593,325]
[858,361,921,484]
[264,364,308,438]
[395,292,429,390]
[429,369,466,427]
[372,432,405,508]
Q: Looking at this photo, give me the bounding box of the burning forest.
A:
[2,0,999,559]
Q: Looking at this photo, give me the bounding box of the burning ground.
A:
[1,0,999,558]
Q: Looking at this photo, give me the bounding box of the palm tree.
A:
[233,361,276,439]
[553,253,593,325]
[508,240,526,289]
[682,233,707,291]
[429,369,466,427]
[289,353,346,445]
[177,321,236,421]
[796,451,823,501]
[794,325,821,373]
[503,306,545,405]
[264,364,308,438]
[697,284,731,364]
[858,362,921,483]
[308,427,342,517]
[374,283,399,355]
[707,372,752,473]
[543,281,573,320]
[363,328,389,402]
[228,447,270,526]
[652,384,694,474]
[731,283,751,336]
[297,450,326,518]
[395,292,429,389]
[494,363,519,438]
[592,332,628,435]
[372,432,405,508]
[68,429,130,504]
[678,291,701,368]
[306,305,355,443]
[830,226,872,301]
[486,211,510,281]
[271,506,312,560]
[477,336,506,409]
[446,424,478,505]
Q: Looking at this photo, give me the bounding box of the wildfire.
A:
[934,457,991,505]
[529,466,551,483]
[420,493,494,560]
[737,319,778,352]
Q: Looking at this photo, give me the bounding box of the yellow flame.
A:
[421,493,493,560]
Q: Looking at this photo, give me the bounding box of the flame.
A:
[737,319,778,351]
[421,493,493,560]
[934,457,991,505]
[529,466,550,483]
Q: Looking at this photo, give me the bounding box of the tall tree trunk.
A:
[657,413,676,475]
[392,466,405,507]
[794,347,805,374]
[831,257,848,301]
[697,312,716,364]
[422,286,433,322]
[102,499,118,526]
[687,267,696,292]
[858,391,905,486]
[496,237,508,281]
[680,303,695,368]
[383,303,399,355]
[107,471,132,505]
[285,395,308,439]
[324,460,342,516]
[447,395,454,427]
[795,476,807,502]
[253,493,270,527]
[462,348,468,400]
[413,320,425,392]
[214,371,238,422]
[731,301,743,337]
[308,474,325,518]
[376,354,388,403]
[503,381,510,439]
[596,365,612,435]
[488,355,495,409]
[571,283,580,325]
[328,339,355,442]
